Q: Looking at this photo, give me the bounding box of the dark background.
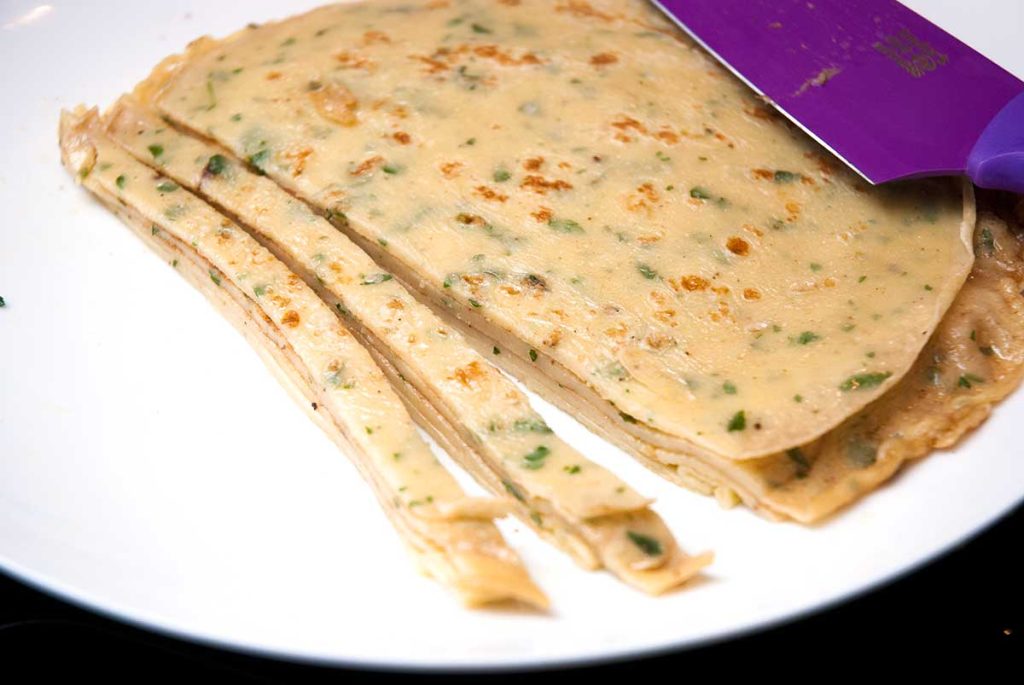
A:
[1,503,1019,679]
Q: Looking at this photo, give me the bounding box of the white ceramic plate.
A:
[1,0,1022,670]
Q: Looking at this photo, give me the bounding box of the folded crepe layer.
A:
[59,106,547,609]
[148,0,974,464]
[103,96,711,592]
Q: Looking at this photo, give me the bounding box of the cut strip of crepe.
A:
[59,106,548,609]
[142,0,988,520]
[104,96,712,593]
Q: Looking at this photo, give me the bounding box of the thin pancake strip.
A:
[150,0,973,463]
[59,106,547,609]
[105,96,712,593]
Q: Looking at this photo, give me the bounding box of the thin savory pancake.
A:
[60,107,548,608]
[151,0,973,465]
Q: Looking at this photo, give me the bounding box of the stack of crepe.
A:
[59,0,1024,606]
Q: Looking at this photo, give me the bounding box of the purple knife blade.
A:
[651,0,1024,192]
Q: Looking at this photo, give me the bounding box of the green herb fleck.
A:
[722,381,737,395]
[957,373,984,389]
[503,480,526,502]
[655,150,671,162]
[156,180,178,193]
[548,217,584,233]
[205,154,229,175]
[493,346,501,355]
[727,410,746,432]
[786,447,811,479]
[115,174,127,189]
[564,464,582,475]
[619,411,637,424]
[381,164,401,175]
[858,275,867,283]
[147,144,164,159]
[793,331,821,345]
[493,168,511,182]
[839,371,891,391]
[0,296,5,307]
[846,438,877,468]
[689,186,712,199]
[529,348,538,362]
[468,298,482,308]
[248,148,271,175]
[809,262,823,272]
[979,227,995,255]
[924,284,933,291]
[512,418,552,434]
[637,263,658,280]
[470,23,491,34]
[209,270,222,286]
[773,170,798,183]
[521,445,550,470]
[230,113,243,122]
[253,285,267,297]
[626,531,663,556]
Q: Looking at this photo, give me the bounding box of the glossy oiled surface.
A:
[157,0,971,458]
[1,0,1022,669]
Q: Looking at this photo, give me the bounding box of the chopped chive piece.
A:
[809,262,822,272]
[773,170,797,183]
[493,169,511,182]
[626,531,663,556]
[794,394,803,402]
[253,285,267,297]
[529,348,538,362]
[470,23,491,33]
[151,225,159,236]
[493,346,501,355]
[957,373,984,389]
[722,381,737,395]
[468,298,482,307]
[858,275,867,283]
[563,464,582,474]
[147,144,164,159]
[503,480,526,502]
[979,227,995,254]
[115,174,127,189]
[205,154,229,175]
[512,418,552,433]
[839,371,892,391]
[689,186,711,199]
[381,164,401,175]
[726,410,746,432]
[786,447,811,479]
[209,270,221,286]
[793,331,821,345]
[548,217,584,233]
[156,181,178,192]
[521,445,550,470]
[636,263,658,280]
[248,148,271,175]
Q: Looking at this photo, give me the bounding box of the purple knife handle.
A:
[967,92,1024,193]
